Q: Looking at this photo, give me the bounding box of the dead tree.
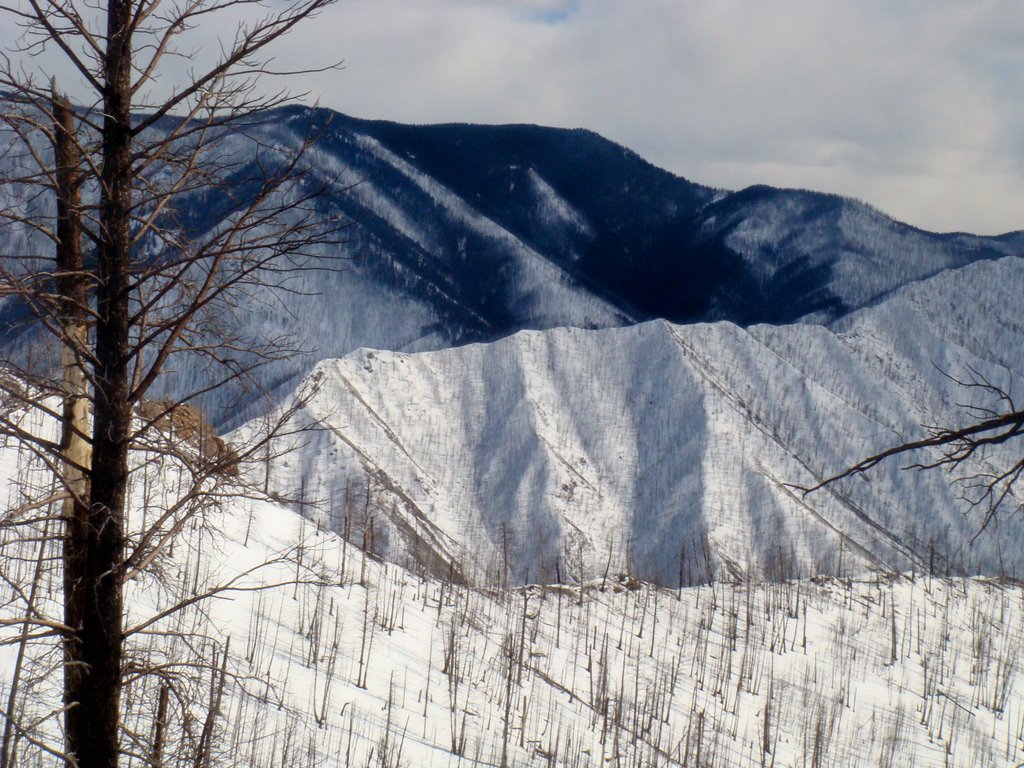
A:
[802,367,1024,535]
[52,82,95,768]
[0,0,343,765]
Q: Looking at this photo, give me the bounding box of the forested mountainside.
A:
[1,104,1020,424]
[309,109,1023,324]
[239,257,1024,586]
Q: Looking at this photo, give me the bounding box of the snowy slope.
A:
[239,257,1024,585]
[701,186,1024,320]
[2,410,1023,768]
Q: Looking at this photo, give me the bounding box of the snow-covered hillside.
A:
[240,257,1024,586]
[2,409,1023,768]
[702,186,1024,320]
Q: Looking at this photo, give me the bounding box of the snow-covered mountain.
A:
[1,105,1021,425]
[240,257,1024,586]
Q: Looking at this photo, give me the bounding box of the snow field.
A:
[3,414,1023,767]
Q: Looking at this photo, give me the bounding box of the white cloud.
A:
[3,0,1023,233]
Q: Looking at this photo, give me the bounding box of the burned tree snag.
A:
[51,84,97,768]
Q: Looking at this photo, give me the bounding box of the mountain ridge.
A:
[1,102,1021,423]
[236,256,1024,586]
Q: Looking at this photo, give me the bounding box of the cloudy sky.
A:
[7,0,1024,233]
[268,0,1023,235]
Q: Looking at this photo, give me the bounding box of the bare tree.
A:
[802,367,1024,535]
[0,0,344,764]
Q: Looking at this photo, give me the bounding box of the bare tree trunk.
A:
[193,640,230,768]
[67,1,134,763]
[51,86,95,768]
[151,683,169,768]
